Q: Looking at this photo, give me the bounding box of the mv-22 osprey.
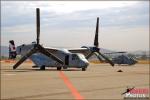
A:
[11,8,114,71]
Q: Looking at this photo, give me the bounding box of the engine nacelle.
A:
[81,46,100,52]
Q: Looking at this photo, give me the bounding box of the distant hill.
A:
[129,50,150,59]
[129,50,149,56]
[1,46,9,57]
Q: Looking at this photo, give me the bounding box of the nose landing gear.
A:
[82,67,86,71]
[57,67,62,70]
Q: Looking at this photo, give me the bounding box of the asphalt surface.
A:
[1,62,149,99]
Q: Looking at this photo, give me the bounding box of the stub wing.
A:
[45,47,90,56]
[45,47,59,53]
[68,48,90,56]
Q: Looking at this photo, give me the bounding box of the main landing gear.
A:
[40,65,45,70]
[82,68,86,71]
[57,67,62,70]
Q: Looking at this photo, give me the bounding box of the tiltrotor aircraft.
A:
[10,8,114,71]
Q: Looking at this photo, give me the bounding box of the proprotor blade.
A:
[13,48,37,69]
[37,45,64,65]
[94,17,99,47]
[86,52,94,59]
[93,52,103,62]
[104,51,126,54]
[36,8,40,45]
[97,52,114,66]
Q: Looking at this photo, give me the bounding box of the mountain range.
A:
[1,46,9,57]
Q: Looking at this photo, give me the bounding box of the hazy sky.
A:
[1,1,149,51]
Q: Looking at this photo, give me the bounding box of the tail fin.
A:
[9,40,17,59]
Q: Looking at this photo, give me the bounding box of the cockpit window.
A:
[72,54,86,60]
[72,54,79,60]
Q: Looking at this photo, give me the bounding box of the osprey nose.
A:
[84,61,89,66]
[85,62,89,66]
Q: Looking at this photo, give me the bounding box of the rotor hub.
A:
[91,47,100,52]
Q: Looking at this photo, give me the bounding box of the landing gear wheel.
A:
[63,66,67,70]
[40,65,45,70]
[57,67,62,70]
[82,68,86,71]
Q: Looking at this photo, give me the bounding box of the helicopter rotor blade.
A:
[13,45,64,69]
[104,51,126,54]
[94,17,99,47]
[97,52,114,66]
[86,52,94,59]
[13,48,37,69]
[93,52,103,62]
[36,8,40,45]
[37,45,64,65]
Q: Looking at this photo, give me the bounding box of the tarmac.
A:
[1,62,149,99]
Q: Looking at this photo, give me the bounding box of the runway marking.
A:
[59,71,84,100]
[2,74,16,76]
